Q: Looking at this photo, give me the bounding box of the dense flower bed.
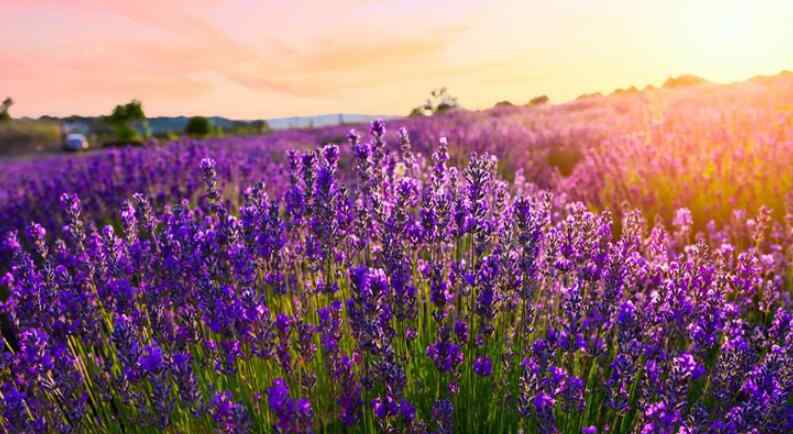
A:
[0,103,620,243]
[5,78,793,250]
[1,122,791,433]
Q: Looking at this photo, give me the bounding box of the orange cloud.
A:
[297,28,462,73]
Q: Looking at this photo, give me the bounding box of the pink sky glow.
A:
[3,0,793,118]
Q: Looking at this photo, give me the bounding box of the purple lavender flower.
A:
[432,399,454,434]
[370,119,386,139]
[426,329,464,374]
[266,378,313,433]
[473,355,493,377]
[138,343,165,374]
[454,320,469,342]
[2,118,792,433]
[172,352,199,407]
[212,391,252,434]
[1,382,47,433]
[640,401,682,434]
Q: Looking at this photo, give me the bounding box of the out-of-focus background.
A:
[2,0,793,235]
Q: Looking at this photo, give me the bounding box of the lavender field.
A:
[2,76,793,433]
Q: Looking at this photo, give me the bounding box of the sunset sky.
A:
[3,0,793,119]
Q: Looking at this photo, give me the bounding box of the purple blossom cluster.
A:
[0,103,616,249]
[0,120,792,433]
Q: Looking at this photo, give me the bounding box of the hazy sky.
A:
[3,0,793,119]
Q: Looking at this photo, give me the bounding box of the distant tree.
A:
[431,87,459,113]
[494,100,513,108]
[0,97,13,122]
[410,87,460,116]
[153,131,181,141]
[109,99,146,124]
[663,74,708,89]
[612,86,639,96]
[114,124,141,143]
[576,92,602,100]
[223,119,271,136]
[408,107,427,117]
[252,120,271,134]
[185,116,211,137]
[104,99,149,143]
[529,95,549,106]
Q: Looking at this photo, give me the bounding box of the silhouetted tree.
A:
[0,97,13,122]
[529,95,549,106]
[104,99,149,143]
[185,116,211,137]
[576,92,602,100]
[408,107,426,117]
[109,99,146,124]
[663,74,708,89]
[612,86,639,96]
[251,120,271,134]
[409,87,460,116]
[221,119,270,136]
[431,87,459,113]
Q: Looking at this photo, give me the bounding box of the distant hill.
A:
[266,114,388,130]
[145,116,265,135]
[23,113,389,135]
[148,114,388,134]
